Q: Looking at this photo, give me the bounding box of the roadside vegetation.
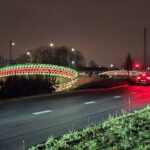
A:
[76,77,128,90]
[29,106,150,150]
[0,76,55,100]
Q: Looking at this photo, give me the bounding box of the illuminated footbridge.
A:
[0,64,79,92]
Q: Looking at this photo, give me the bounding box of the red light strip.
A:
[0,64,78,92]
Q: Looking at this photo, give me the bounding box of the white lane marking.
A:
[32,110,52,115]
[113,96,122,99]
[84,101,96,105]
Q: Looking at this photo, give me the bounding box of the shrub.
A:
[0,76,55,99]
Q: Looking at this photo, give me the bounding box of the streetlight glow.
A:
[26,51,32,62]
[71,48,75,52]
[72,61,75,64]
[110,64,114,68]
[27,52,31,55]
[50,43,54,47]
[11,42,15,46]
[9,40,15,64]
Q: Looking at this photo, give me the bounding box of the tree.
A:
[54,46,86,68]
[15,45,86,69]
[0,55,5,67]
[31,46,55,64]
[88,60,99,67]
[74,50,86,69]
[124,53,134,76]
[54,46,70,67]
[16,53,29,64]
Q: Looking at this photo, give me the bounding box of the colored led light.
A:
[0,64,79,92]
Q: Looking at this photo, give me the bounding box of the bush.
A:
[0,76,55,99]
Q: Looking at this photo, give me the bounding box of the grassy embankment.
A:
[29,106,150,150]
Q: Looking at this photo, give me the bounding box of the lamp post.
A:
[26,51,32,63]
[69,48,76,68]
[110,64,114,68]
[9,40,15,64]
[144,28,147,70]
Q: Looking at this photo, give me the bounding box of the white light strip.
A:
[32,110,52,115]
[84,101,96,105]
[113,96,122,99]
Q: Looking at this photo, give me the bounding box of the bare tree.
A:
[88,60,98,67]
[75,50,86,68]
[31,46,55,64]
[54,46,70,67]
[16,53,29,64]
[15,45,86,69]
[124,53,134,76]
[0,55,5,67]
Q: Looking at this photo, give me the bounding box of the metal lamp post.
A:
[69,48,76,68]
[9,40,15,64]
[26,51,32,63]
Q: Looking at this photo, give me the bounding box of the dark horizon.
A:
[0,0,150,67]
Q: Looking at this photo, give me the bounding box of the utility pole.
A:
[9,39,15,64]
[10,39,12,64]
[144,28,147,70]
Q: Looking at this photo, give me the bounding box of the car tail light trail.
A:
[146,76,150,80]
[136,76,141,80]
[142,74,146,77]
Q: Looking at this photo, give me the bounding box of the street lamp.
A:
[9,40,15,64]
[69,48,76,68]
[71,61,75,64]
[110,64,114,68]
[49,43,54,47]
[71,48,75,52]
[26,51,32,63]
[27,52,31,56]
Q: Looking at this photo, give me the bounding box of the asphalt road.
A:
[0,85,150,150]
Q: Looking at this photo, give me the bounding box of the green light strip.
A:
[0,64,79,92]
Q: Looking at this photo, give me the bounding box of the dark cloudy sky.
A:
[0,0,150,67]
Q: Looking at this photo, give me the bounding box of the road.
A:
[0,85,150,150]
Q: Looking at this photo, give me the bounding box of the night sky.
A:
[0,0,150,67]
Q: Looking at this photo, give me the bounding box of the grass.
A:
[29,106,150,150]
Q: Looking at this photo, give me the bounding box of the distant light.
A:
[135,64,139,68]
[147,67,150,70]
[110,64,114,68]
[146,76,150,80]
[27,52,31,55]
[71,48,75,52]
[50,43,54,47]
[72,61,75,64]
[11,42,15,46]
[136,76,141,80]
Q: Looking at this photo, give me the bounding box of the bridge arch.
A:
[0,64,79,92]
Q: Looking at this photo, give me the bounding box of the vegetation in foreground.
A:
[29,106,150,150]
[0,76,55,100]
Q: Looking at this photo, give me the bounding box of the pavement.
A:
[0,85,150,150]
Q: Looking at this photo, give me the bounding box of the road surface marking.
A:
[84,101,95,105]
[113,96,122,99]
[32,110,52,115]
